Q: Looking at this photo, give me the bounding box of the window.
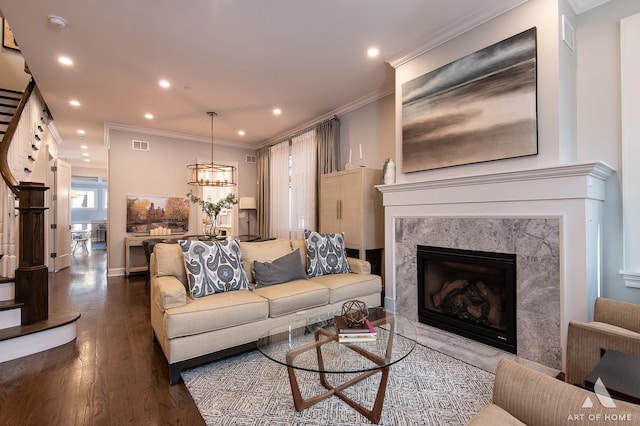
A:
[71,189,96,209]
[269,129,317,239]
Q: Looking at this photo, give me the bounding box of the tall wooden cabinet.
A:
[320,167,384,276]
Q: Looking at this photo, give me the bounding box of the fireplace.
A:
[417,245,517,354]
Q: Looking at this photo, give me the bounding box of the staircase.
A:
[0,88,22,142]
[0,89,22,346]
[0,84,80,363]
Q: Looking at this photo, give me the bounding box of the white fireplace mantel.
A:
[377,161,615,369]
[377,162,615,206]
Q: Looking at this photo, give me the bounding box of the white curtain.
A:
[290,130,317,239]
[269,141,290,239]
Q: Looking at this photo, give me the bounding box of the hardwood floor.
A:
[0,247,205,425]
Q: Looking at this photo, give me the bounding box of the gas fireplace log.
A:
[460,294,483,319]
[476,281,501,325]
[433,279,469,307]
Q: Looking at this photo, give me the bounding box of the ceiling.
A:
[0,0,531,171]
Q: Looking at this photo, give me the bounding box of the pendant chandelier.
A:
[187,112,236,187]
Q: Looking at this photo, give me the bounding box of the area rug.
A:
[181,343,494,425]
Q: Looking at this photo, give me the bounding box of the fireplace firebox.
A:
[417,246,517,354]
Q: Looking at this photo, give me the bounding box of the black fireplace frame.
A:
[417,245,517,354]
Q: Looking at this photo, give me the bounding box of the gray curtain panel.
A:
[316,117,340,176]
[315,118,340,226]
[256,146,270,239]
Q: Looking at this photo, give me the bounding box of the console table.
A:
[124,236,151,276]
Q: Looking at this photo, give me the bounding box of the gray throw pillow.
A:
[253,248,308,288]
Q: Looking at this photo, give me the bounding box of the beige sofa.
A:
[150,238,382,384]
[469,358,640,425]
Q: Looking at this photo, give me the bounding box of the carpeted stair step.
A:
[0,89,22,137]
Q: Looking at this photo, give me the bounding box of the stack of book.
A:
[334,315,377,343]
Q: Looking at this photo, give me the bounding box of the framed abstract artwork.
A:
[402,27,538,173]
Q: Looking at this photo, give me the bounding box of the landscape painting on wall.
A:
[126,195,190,234]
[401,27,538,173]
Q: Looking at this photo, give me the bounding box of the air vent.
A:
[245,155,256,163]
[132,140,149,151]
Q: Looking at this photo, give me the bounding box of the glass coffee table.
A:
[257,307,416,424]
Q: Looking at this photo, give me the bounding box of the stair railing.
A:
[0,78,35,195]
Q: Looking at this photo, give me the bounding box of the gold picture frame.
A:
[3,18,20,51]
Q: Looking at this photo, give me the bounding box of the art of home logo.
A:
[567,377,635,422]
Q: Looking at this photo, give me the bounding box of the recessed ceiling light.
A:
[144,113,154,119]
[159,80,170,88]
[69,100,80,106]
[82,153,89,157]
[238,130,245,136]
[58,56,73,66]
[273,108,282,115]
[77,129,85,134]
[84,158,90,162]
[81,145,88,149]
[367,47,379,57]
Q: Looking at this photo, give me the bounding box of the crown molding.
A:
[103,122,255,150]
[387,0,528,68]
[46,121,62,145]
[567,0,612,15]
[260,86,395,148]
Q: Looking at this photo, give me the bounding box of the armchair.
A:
[565,297,640,386]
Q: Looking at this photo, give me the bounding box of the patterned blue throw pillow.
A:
[179,239,250,298]
[304,229,351,277]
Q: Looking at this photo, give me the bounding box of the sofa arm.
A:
[593,297,640,333]
[565,319,640,386]
[347,257,371,275]
[151,275,187,312]
[479,358,640,425]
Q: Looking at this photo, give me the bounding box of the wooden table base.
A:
[284,327,393,424]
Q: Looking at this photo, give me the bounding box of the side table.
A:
[585,349,640,404]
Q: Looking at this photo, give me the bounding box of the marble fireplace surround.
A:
[378,162,615,371]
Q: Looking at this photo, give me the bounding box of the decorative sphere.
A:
[341,300,369,326]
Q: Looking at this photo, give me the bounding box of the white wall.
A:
[0,37,30,91]
[338,94,395,172]
[576,0,640,302]
[107,128,256,276]
[394,0,562,185]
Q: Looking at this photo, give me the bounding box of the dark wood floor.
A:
[0,247,205,425]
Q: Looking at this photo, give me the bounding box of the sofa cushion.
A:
[254,248,308,288]
[179,239,250,298]
[240,239,293,283]
[165,290,269,339]
[253,280,329,317]
[310,273,382,304]
[304,230,351,277]
[155,243,188,288]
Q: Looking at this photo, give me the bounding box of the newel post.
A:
[14,181,49,325]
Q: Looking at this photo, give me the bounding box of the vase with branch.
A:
[186,191,238,239]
